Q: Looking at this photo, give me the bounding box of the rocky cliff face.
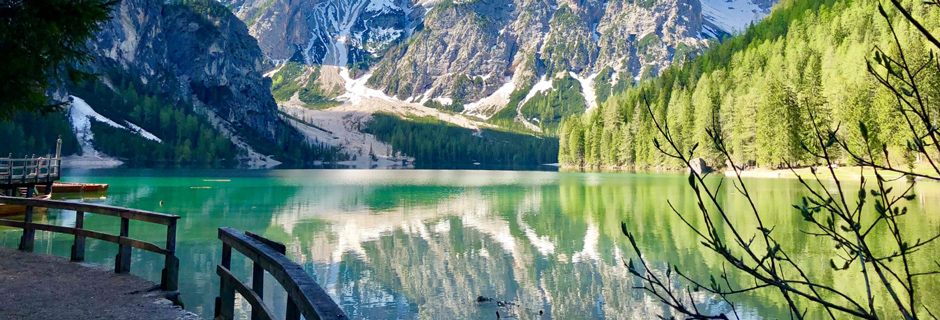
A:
[85,0,281,142]
[367,0,710,105]
[209,0,774,164]
[219,0,772,113]
[223,0,416,67]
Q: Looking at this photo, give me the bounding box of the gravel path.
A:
[0,247,201,320]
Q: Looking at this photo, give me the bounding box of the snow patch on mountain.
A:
[702,24,724,38]
[365,0,398,14]
[68,96,163,158]
[463,78,516,119]
[569,72,599,111]
[364,27,404,53]
[123,122,162,142]
[300,0,410,66]
[337,67,399,104]
[434,97,453,106]
[701,0,768,34]
[519,76,554,108]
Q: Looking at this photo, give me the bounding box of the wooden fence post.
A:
[44,158,51,180]
[286,298,301,320]
[162,219,179,291]
[55,137,61,178]
[7,153,14,185]
[251,261,264,320]
[6,155,12,185]
[216,243,235,320]
[282,238,300,320]
[28,155,35,183]
[18,187,35,252]
[115,217,131,273]
[71,211,85,261]
[20,157,28,184]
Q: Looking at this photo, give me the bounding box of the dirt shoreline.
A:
[0,247,199,320]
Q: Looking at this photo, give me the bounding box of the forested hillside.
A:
[558,0,940,169]
[0,114,80,158]
[68,68,344,166]
[365,114,559,167]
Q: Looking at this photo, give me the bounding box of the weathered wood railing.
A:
[0,196,180,291]
[0,155,62,186]
[215,227,345,320]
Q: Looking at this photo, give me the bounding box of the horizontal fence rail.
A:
[215,227,345,320]
[0,196,180,291]
[0,156,62,186]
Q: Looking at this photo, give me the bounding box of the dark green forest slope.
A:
[559,0,940,169]
[0,113,80,158]
[366,114,559,166]
[3,67,343,167]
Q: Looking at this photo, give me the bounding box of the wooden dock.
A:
[0,138,63,194]
[0,156,61,187]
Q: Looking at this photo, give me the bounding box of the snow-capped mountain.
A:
[226,0,775,110]
[215,0,777,162]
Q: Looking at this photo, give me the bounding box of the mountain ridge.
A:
[26,0,346,167]
[228,0,746,106]
[213,0,776,164]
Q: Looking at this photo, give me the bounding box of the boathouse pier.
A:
[0,138,63,197]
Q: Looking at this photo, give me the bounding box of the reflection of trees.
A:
[32,170,938,319]
[272,181,761,319]
[558,174,940,318]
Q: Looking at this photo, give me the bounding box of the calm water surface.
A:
[2,169,938,319]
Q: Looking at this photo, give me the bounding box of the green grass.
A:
[270,62,306,101]
[637,33,661,53]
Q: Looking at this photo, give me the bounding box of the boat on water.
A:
[36,182,109,194]
[0,193,51,218]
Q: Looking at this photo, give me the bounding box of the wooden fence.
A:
[0,156,62,187]
[1,138,63,188]
[0,196,180,291]
[215,227,346,320]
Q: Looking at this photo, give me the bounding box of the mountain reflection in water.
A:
[2,169,937,319]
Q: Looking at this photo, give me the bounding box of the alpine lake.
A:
[2,169,938,319]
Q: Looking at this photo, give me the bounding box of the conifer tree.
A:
[0,0,118,119]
